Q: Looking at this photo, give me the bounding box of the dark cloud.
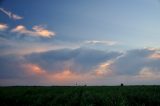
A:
[26,48,121,73]
[111,49,160,75]
[0,48,121,79]
[0,54,48,85]
[0,55,26,79]
[0,48,121,85]
[1,48,160,85]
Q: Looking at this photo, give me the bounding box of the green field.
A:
[1,86,160,106]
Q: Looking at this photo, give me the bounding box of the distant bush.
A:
[121,83,124,86]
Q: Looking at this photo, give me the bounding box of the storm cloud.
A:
[0,55,26,79]
[1,47,160,85]
[110,48,160,76]
[26,48,121,73]
[0,48,121,85]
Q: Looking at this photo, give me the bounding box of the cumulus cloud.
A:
[0,23,8,31]
[1,47,160,85]
[0,60,85,85]
[94,60,114,76]
[0,55,27,79]
[0,55,51,85]
[0,48,121,85]
[149,52,160,59]
[11,25,55,38]
[0,8,23,20]
[85,40,117,46]
[110,48,160,77]
[26,48,121,73]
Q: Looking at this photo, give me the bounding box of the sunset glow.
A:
[149,53,160,59]
[24,64,46,75]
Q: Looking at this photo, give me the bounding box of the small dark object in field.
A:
[121,83,124,86]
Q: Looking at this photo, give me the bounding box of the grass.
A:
[1,86,160,106]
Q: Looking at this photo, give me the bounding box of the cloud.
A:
[11,25,55,38]
[0,23,8,31]
[48,70,81,81]
[1,47,160,85]
[23,63,46,75]
[0,55,53,85]
[149,52,160,59]
[94,60,113,76]
[0,37,83,56]
[85,40,117,46]
[138,67,156,78]
[25,48,121,73]
[0,55,27,79]
[110,48,160,76]
[0,8,23,20]
[0,62,94,85]
[0,48,121,78]
[0,48,120,85]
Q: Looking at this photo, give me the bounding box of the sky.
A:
[1,0,160,86]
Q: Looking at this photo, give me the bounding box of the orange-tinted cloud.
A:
[0,23,8,31]
[136,67,160,80]
[94,61,113,76]
[12,25,55,38]
[22,63,93,85]
[51,70,78,81]
[139,67,154,77]
[23,64,46,75]
[149,53,160,59]
[23,63,80,80]
[44,69,96,85]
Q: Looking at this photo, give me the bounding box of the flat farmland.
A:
[1,86,160,106]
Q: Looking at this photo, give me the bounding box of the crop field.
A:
[1,86,160,106]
